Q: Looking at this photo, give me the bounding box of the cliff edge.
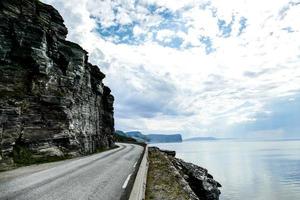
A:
[0,0,114,170]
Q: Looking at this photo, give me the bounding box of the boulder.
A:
[158,148,222,200]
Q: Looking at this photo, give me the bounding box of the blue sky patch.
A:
[200,36,215,54]
[158,8,176,20]
[96,22,144,45]
[238,17,247,36]
[156,36,184,49]
[157,20,187,33]
[147,4,158,14]
[218,16,235,38]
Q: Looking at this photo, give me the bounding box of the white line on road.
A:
[122,174,132,189]
[133,161,137,168]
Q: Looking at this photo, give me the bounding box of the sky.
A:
[42,0,300,139]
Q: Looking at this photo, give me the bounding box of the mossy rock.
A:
[13,145,34,165]
[12,145,69,166]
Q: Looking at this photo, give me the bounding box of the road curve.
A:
[0,143,144,200]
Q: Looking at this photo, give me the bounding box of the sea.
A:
[153,139,300,200]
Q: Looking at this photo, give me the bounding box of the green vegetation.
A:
[20,101,30,113]
[13,145,33,165]
[12,145,69,166]
[11,143,118,168]
[114,131,137,143]
[125,131,149,142]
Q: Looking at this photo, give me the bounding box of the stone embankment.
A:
[146,147,221,200]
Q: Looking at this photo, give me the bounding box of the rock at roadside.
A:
[160,149,176,157]
[170,154,222,200]
[146,147,221,200]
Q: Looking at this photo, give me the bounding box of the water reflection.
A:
[154,140,300,200]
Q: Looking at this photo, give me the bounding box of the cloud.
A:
[228,94,300,138]
[42,0,300,138]
[109,65,182,119]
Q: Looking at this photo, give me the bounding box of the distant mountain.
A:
[147,134,182,143]
[115,130,183,143]
[184,137,217,141]
[126,131,149,143]
[115,130,127,137]
[114,130,137,143]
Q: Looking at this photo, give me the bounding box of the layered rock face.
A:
[0,0,114,168]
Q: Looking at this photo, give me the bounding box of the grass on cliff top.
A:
[145,149,191,200]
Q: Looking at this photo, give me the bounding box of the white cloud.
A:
[42,0,300,138]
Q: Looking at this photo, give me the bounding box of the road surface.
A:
[0,143,144,200]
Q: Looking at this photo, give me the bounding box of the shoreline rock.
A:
[146,147,221,200]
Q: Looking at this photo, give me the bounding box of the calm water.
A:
[154,140,300,200]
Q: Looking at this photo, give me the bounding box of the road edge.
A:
[129,145,148,200]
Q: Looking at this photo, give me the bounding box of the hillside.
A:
[147,134,182,143]
[115,131,182,143]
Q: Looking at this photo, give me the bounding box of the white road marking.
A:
[122,174,132,189]
[133,161,137,168]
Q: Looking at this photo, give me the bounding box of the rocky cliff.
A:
[169,152,221,200]
[0,0,114,169]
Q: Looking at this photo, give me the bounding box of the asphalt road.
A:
[0,143,144,200]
